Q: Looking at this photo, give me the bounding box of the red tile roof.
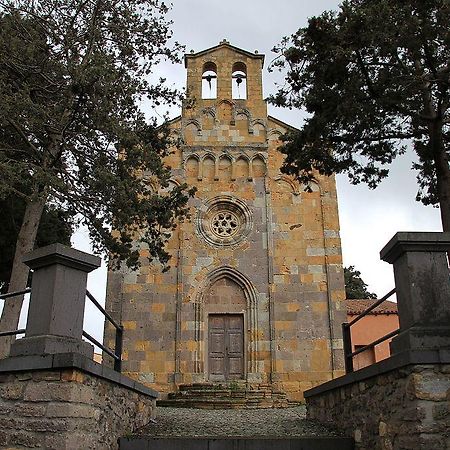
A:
[346,299,398,315]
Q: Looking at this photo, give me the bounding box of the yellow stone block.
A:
[287,304,301,312]
[122,321,136,330]
[135,340,146,351]
[123,284,143,294]
[151,303,165,313]
[275,321,295,331]
[312,302,327,313]
[61,369,84,383]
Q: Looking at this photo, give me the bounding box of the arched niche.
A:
[268,128,283,142]
[252,120,266,141]
[185,155,199,179]
[273,176,300,195]
[183,120,201,144]
[218,100,234,123]
[235,156,249,179]
[218,154,232,181]
[202,107,216,130]
[205,277,246,311]
[158,178,181,194]
[202,154,215,180]
[252,155,266,178]
[202,62,217,99]
[235,111,251,133]
[232,62,247,100]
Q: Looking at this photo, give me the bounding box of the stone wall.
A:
[0,368,156,450]
[306,363,450,450]
[105,41,346,402]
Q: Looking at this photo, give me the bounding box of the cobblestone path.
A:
[134,406,342,438]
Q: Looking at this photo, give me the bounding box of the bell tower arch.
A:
[183,39,266,120]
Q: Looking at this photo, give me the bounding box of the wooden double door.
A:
[208,314,244,381]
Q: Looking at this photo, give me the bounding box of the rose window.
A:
[211,211,240,238]
[196,196,253,247]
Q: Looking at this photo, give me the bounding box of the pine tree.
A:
[270,0,450,231]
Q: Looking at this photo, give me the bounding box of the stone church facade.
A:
[105,41,346,401]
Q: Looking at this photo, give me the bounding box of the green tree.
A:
[0,195,73,294]
[270,0,450,231]
[344,266,377,299]
[0,0,194,357]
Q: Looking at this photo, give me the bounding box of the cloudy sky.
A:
[69,0,442,342]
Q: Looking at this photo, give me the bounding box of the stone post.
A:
[10,243,101,359]
[380,232,450,354]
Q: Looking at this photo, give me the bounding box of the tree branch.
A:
[6,119,40,155]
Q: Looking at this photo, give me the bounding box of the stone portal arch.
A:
[193,266,259,378]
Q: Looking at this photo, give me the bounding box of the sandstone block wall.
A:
[105,42,346,401]
[306,363,450,450]
[0,369,155,450]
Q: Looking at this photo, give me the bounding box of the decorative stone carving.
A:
[211,210,240,238]
[196,195,253,247]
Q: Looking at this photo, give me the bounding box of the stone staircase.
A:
[120,384,354,449]
[120,437,355,449]
[157,382,298,409]
[119,405,354,449]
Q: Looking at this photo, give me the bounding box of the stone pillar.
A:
[380,232,450,354]
[10,243,101,358]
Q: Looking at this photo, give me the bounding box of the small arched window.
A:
[202,62,217,99]
[232,62,247,100]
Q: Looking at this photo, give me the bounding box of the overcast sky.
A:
[67,0,442,343]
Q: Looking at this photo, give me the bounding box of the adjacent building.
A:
[346,299,399,370]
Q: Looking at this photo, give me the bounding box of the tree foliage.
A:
[0,0,193,269]
[344,266,377,299]
[0,0,194,354]
[270,0,450,231]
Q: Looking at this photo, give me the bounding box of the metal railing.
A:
[84,290,123,373]
[1,287,123,373]
[0,288,31,338]
[342,288,399,373]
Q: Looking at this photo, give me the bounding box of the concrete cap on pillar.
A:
[23,243,101,272]
[10,243,101,359]
[380,232,450,264]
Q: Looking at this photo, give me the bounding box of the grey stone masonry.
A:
[10,243,101,359]
[0,367,156,450]
[380,232,450,354]
[306,363,450,450]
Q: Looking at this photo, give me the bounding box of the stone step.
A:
[169,390,281,399]
[178,383,272,390]
[163,383,293,409]
[158,397,289,409]
[120,437,355,449]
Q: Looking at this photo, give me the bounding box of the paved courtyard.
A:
[134,406,343,438]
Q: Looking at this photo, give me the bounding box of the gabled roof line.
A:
[164,114,299,134]
[267,115,299,132]
[166,115,181,126]
[185,40,265,68]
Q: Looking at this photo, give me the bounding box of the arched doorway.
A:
[205,277,246,381]
[193,267,259,382]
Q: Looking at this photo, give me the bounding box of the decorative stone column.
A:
[380,232,450,354]
[10,243,101,358]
